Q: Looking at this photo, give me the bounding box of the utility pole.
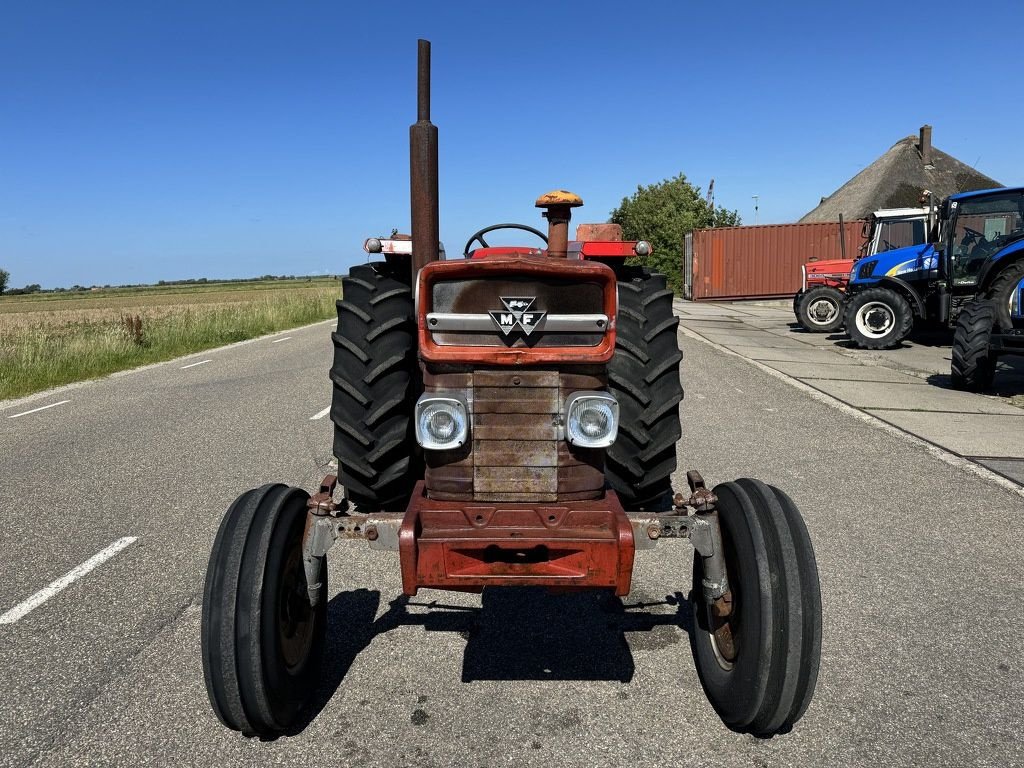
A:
[752,195,759,225]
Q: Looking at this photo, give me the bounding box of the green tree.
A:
[0,268,9,294]
[610,173,740,293]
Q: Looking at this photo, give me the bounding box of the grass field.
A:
[0,279,339,400]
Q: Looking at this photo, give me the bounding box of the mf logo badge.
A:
[489,296,546,336]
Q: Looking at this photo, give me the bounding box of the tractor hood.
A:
[805,258,855,276]
[850,244,937,284]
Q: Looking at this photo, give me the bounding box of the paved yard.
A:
[676,299,1024,486]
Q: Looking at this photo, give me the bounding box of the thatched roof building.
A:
[800,126,1000,222]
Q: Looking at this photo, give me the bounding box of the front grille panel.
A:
[429,277,606,347]
[423,367,605,502]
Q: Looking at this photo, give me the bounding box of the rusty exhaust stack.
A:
[536,190,583,258]
[410,39,439,276]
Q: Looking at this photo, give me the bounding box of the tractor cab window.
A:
[874,218,926,252]
[949,191,1024,286]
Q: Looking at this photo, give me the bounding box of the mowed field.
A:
[0,278,340,399]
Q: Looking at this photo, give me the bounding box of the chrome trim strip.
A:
[426,312,609,332]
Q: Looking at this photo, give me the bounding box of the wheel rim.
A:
[277,542,316,672]
[806,298,839,326]
[855,301,895,338]
[705,525,741,671]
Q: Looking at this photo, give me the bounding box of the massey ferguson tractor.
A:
[200,40,822,740]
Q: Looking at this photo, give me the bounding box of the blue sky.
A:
[2,0,1022,288]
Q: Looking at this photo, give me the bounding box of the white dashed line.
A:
[7,400,71,419]
[309,406,331,421]
[0,537,138,624]
[180,360,211,370]
[271,336,292,344]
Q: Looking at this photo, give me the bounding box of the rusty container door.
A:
[689,221,864,300]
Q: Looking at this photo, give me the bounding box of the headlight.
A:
[364,237,383,254]
[564,391,618,448]
[633,240,652,257]
[857,260,878,279]
[415,396,468,450]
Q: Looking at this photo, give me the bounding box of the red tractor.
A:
[201,40,822,739]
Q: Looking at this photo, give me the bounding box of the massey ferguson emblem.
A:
[489,296,546,336]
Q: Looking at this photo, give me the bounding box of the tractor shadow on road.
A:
[288,587,692,734]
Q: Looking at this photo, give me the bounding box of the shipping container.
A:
[685,221,865,300]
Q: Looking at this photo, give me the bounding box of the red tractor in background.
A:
[200,40,822,740]
[793,207,928,332]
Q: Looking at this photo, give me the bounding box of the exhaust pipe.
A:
[410,39,439,276]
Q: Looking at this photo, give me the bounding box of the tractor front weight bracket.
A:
[300,470,732,612]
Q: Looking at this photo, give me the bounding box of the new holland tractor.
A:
[200,40,822,739]
[793,207,927,333]
[842,187,1024,376]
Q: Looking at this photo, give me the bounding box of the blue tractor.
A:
[842,187,1024,389]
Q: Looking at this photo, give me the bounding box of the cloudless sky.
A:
[2,0,1022,288]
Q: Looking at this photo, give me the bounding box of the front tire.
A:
[843,287,913,349]
[951,300,997,391]
[691,480,821,736]
[202,485,327,736]
[796,286,845,333]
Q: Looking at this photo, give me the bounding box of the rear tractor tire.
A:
[796,286,845,333]
[606,268,684,510]
[984,260,1024,332]
[330,263,418,512]
[951,300,997,392]
[843,287,913,350]
[202,485,328,737]
[691,479,821,736]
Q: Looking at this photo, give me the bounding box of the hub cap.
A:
[855,301,895,338]
[278,543,316,671]
[806,298,839,326]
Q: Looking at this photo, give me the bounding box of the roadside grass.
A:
[0,281,339,400]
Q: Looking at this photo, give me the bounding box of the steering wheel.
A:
[463,223,548,257]
[963,226,984,239]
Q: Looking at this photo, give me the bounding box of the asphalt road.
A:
[1,316,1022,767]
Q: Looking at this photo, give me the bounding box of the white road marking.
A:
[271,336,292,344]
[310,406,331,420]
[180,359,211,370]
[0,537,138,624]
[7,400,71,419]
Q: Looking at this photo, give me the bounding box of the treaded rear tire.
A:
[984,260,1024,331]
[606,267,683,510]
[951,300,997,391]
[329,263,418,511]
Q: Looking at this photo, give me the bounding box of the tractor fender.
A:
[977,241,1024,293]
[875,276,926,317]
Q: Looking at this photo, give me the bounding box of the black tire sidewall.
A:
[691,482,774,729]
[797,286,845,332]
[844,288,912,349]
[257,491,327,728]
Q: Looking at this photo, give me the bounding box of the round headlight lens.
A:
[365,237,383,253]
[633,240,652,257]
[566,393,618,448]
[416,399,468,449]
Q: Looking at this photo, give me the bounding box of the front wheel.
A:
[202,485,327,736]
[796,286,845,333]
[843,287,913,349]
[691,479,821,736]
